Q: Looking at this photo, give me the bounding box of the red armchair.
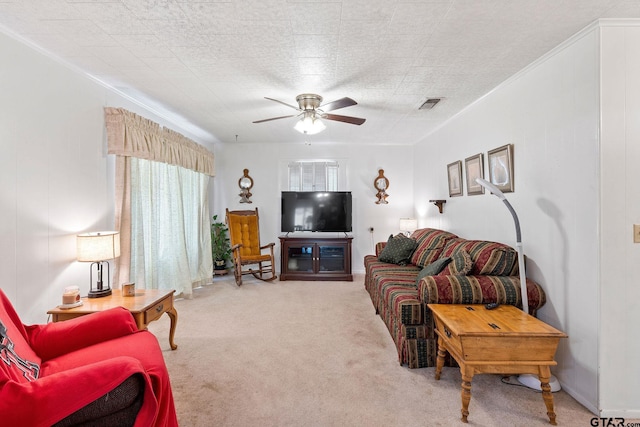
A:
[0,289,178,426]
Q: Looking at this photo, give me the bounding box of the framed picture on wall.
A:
[465,153,485,195]
[487,144,514,192]
[447,160,463,197]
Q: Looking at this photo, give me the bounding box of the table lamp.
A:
[77,231,120,298]
[399,218,418,236]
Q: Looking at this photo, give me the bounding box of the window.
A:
[288,161,338,191]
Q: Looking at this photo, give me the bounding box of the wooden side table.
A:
[48,289,178,350]
[429,304,567,425]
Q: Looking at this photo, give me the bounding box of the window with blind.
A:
[288,161,338,191]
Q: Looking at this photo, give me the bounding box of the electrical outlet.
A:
[368,227,374,233]
[634,224,640,243]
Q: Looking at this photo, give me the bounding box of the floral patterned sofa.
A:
[364,228,547,369]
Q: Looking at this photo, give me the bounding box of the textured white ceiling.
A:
[1,0,640,145]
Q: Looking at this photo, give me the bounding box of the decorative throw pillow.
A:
[378,234,418,265]
[415,257,451,286]
[439,250,473,276]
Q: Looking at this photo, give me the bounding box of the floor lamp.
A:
[475,178,527,313]
[475,178,560,392]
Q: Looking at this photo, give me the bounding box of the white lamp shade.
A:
[399,218,418,233]
[77,231,120,262]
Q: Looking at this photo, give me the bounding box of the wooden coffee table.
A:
[48,289,178,350]
[429,304,567,425]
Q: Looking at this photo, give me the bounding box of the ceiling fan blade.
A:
[322,113,366,125]
[264,97,301,111]
[252,114,297,124]
[320,97,357,112]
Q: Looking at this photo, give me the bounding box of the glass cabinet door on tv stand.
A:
[279,236,353,281]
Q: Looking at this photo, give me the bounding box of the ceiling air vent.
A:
[419,98,442,110]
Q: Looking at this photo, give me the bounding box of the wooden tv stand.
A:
[279,235,353,281]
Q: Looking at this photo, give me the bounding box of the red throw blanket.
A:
[0,290,178,426]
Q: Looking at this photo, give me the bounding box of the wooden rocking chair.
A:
[225,208,277,286]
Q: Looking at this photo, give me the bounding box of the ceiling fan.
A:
[253,93,366,135]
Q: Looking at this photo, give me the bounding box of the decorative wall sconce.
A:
[238,169,253,203]
[429,199,446,214]
[374,169,389,204]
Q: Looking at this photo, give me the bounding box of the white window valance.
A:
[104,107,215,176]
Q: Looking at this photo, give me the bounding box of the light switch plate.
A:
[634,224,640,243]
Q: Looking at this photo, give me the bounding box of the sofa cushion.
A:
[417,274,546,315]
[400,324,448,369]
[52,373,144,427]
[409,228,458,267]
[378,280,423,327]
[374,241,387,257]
[438,239,518,276]
[415,257,451,285]
[439,250,472,276]
[369,268,420,316]
[363,255,420,296]
[378,234,418,265]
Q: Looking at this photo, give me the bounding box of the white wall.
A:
[599,23,640,418]
[414,20,640,417]
[0,31,213,324]
[211,142,414,273]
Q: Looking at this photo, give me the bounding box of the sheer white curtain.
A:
[105,107,214,298]
[130,158,212,297]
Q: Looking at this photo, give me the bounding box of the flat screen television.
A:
[281,191,352,233]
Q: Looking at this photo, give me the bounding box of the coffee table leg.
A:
[435,337,446,380]
[538,366,557,425]
[167,307,178,350]
[460,367,474,423]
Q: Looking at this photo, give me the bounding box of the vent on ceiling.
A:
[419,98,442,110]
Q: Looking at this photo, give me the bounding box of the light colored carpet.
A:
[147,275,596,426]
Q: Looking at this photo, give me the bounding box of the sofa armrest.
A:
[27,307,138,361]
[0,356,157,427]
[416,275,546,316]
[53,373,145,427]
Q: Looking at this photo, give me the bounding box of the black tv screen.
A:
[281,191,352,232]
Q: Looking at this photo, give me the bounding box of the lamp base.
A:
[516,374,561,392]
[88,288,112,298]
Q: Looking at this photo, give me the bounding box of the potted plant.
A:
[211,214,232,274]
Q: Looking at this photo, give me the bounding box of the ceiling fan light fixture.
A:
[255,93,363,131]
[294,112,326,135]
